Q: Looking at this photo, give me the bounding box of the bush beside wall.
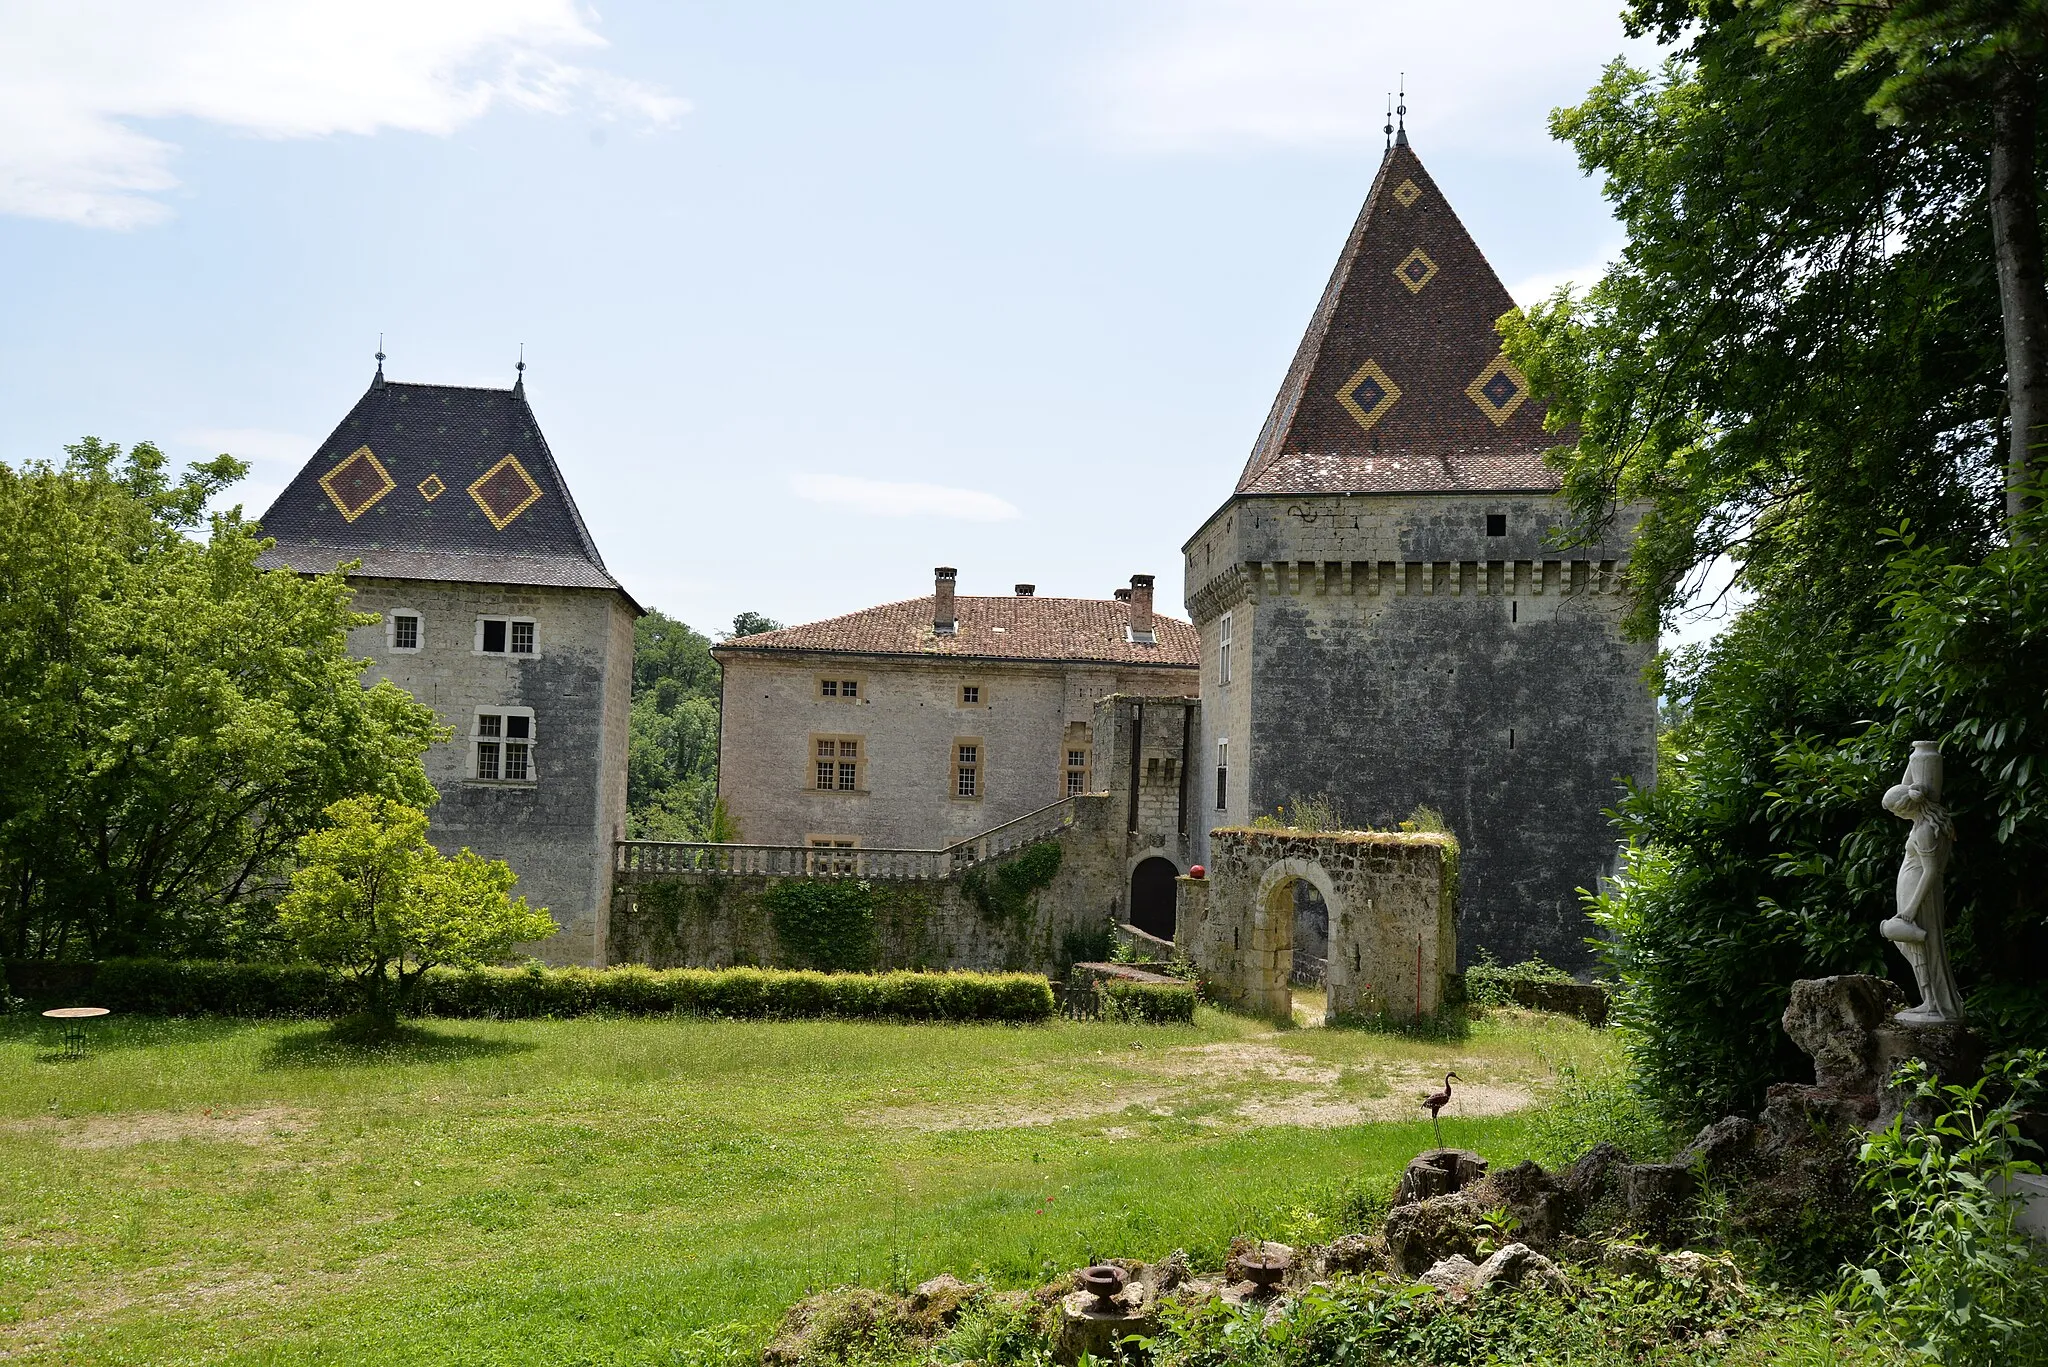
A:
[1100,979,1197,1025]
[83,958,1055,1024]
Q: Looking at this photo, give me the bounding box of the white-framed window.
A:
[473,708,537,783]
[954,740,981,799]
[387,609,422,653]
[1215,738,1229,811]
[819,676,862,700]
[1218,612,1233,684]
[476,616,538,657]
[812,735,863,792]
[1065,748,1090,796]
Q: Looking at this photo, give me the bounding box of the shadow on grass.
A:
[261,1020,537,1069]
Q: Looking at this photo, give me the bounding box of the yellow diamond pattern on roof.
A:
[319,446,395,523]
[1393,178,1421,208]
[417,473,446,502]
[1335,359,1401,433]
[1466,353,1531,426]
[1394,247,1438,295]
[468,454,544,530]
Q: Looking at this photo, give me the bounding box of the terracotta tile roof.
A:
[716,596,1200,669]
[1238,141,1558,497]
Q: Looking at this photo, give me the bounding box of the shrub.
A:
[1464,951,1576,1007]
[1845,1050,2048,1367]
[762,879,879,972]
[1100,979,1197,1024]
[1524,1060,1678,1169]
[87,958,1055,1024]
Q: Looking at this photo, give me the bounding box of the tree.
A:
[724,611,781,640]
[1503,4,2048,1124]
[278,796,555,1027]
[1762,0,2048,524]
[625,607,773,841]
[0,440,442,960]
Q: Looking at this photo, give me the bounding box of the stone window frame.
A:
[818,675,864,701]
[386,607,424,654]
[1218,611,1233,685]
[957,681,987,708]
[953,736,984,802]
[1215,737,1229,811]
[1064,746,1091,796]
[475,615,539,658]
[471,706,539,784]
[810,733,866,794]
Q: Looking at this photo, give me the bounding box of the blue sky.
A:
[1,1,1695,641]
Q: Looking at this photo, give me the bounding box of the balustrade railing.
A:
[616,796,1085,884]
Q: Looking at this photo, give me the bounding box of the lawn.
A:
[0,1005,1615,1366]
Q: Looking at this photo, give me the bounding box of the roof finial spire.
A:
[1385,92,1394,149]
[514,342,526,395]
[1396,74,1408,147]
[373,334,386,389]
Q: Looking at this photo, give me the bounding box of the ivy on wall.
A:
[762,879,879,972]
[960,841,1063,933]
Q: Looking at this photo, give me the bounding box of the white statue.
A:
[1879,741,1965,1025]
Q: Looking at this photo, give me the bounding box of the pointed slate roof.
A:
[1237,141,1558,497]
[256,373,634,604]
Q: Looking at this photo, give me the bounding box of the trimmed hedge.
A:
[86,958,1055,1024]
[1100,979,1197,1025]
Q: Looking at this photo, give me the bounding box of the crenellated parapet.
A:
[1189,557,1629,617]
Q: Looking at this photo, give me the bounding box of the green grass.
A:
[0,1005,1615,1366]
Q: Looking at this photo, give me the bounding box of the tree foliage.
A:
[627,608,777,841]
[278,795,555,1024]
[1506,5,2048,1124]
[0,440,441,960]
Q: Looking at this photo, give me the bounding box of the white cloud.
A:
[1506,252,1618,307]
[0,0,688,229]
[789,473,1022,523]
[1091,0,1647,154]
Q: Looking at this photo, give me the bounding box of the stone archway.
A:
[1129,856,1179,940]
[1175,829,1456,1024]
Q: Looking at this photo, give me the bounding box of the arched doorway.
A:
[1129,857,1179,940]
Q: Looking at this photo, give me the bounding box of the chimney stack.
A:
[1014,584,1035,596]
[1114,588,1132,601]
[934,567,958,634]
[1128,574,1156,644]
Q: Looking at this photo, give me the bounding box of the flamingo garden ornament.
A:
[1424,1072,1459,1147]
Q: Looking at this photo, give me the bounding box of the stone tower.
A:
[257,363,639,966]
[1180,137,1656,972]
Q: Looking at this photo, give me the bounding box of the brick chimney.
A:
[1014,584,1035,596]
[1128,574,1156,644]
[934,567,958,634]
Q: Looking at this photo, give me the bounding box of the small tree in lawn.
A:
[280,796,556,1029]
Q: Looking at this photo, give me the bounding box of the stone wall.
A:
[611,795,1128,974]
[716,652,1196,851]
[345,577,635,967]
[1181,492,1654,972]
[1176,828,1456,1021]
[1088,695,1202,929]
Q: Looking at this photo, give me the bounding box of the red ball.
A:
[1189,865,1206,879]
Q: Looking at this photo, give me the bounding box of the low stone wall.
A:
[1177,828,1456,1022]
[609,796,1127,975]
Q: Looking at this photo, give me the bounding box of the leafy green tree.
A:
[625,608,775,841]
[0,440,442,960]
[1505,5,2048,1124]
[279,796,555,1026]
[724,611,780,640]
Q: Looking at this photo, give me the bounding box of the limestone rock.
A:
[1137,1250,1191,1298]
[1782,976,1903,1092]
[1621,1163,1697,1246]
[1472,1160,1571,1247]
[1385,1191,1485,1275]
[901,1274,984,1332]
[762,1288,898,1367]
[1314,1232,1383,1276]
[1052,1283,1155,1366]
[1397,1148,1489,1204]
[1472,1243,1571,1295]
[1600,1242,1662,1281]
[1676,1115,1757,1175]
[1657,1250,1742,1296]
[1874,1020,1987,1131]
[1418,1254,1482,1295]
